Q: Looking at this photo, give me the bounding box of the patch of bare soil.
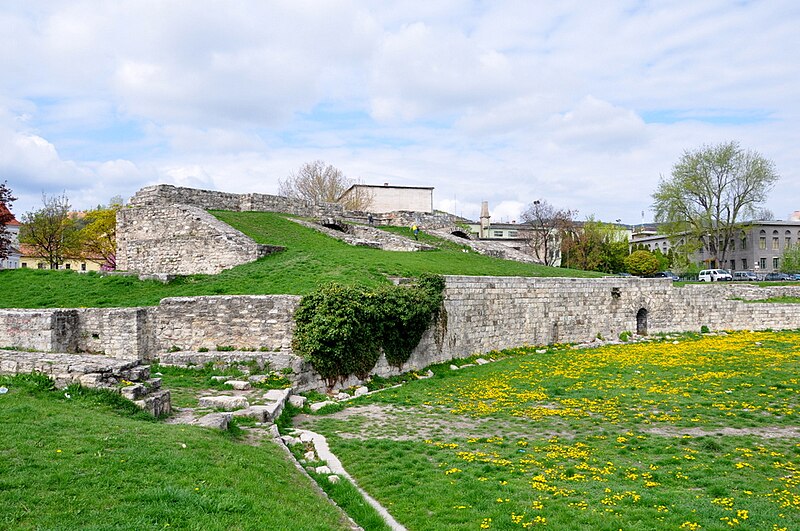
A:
[644,426,800,438]
[294,403,570,441]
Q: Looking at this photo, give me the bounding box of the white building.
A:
[339,183,434,214]
[0,203,21,269]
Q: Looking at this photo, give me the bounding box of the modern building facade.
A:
[631,220,800,274]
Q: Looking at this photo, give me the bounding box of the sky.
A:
[1,1,798,224]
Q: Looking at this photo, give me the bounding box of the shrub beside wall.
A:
[292,274,445,383]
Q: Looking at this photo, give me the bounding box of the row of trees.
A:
[22,194,121,270]
[0,182,120,270]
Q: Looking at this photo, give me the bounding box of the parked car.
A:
[649,271,680,281]
[791,273,800,281]
[698,269,732,282]
[732,271,759,281]
[764,272,793,281]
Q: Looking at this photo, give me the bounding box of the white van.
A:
[698,269,732,282]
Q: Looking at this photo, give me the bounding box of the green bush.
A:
[292,274,445,383]
[619,331,632,342]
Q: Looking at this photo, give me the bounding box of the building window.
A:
[21,262,27,268]
[492,231,503,237]
[65,263,71,270]
[741,258,747,270]
[508,231,518,237]
[81,263,87,271]
[774,257,780,269]
[740,236,747,250]
[759,237,766,250]
[772,237,779,250]
[730,260,735,271]
[759,257,767,269]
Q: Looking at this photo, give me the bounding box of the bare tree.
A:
[520,199,574,266]
[19,193,81,269]
[278,160,372,210]
[0,181,17,261]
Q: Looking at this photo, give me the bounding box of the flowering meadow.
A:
[302,330,800,530]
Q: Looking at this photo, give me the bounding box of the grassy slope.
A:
[302,330,800,530]
[0,211,600,308]
[0,375,350,530]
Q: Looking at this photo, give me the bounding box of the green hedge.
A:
[292,274,445,383]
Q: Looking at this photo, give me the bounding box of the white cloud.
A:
[0,0,797,226]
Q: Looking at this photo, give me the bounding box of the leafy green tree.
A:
[0,181,16,261]
[653,141,779,267]
[625,250,660,276]
[19,193,81,269]
[780,244,800,274]
[79,200,122,270]
[561,218,629,273]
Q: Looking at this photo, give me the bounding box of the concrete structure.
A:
[340,184,434,214]
[4,278,800,392]
[632,220,800,274]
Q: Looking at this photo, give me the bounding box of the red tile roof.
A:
[0,203,20,226]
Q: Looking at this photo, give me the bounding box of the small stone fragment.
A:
[328,475,340,484]
[288,395,307,408]
[224,380,251,390]
[315,466,332,475]
[354,386,369,397]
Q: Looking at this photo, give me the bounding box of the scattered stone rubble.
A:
[0,349,171,416]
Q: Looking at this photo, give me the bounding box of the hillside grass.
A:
[0,373,351,530]
[299,330,800,530]
[0,211,600,308]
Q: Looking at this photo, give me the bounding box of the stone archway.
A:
[636,308,648,335]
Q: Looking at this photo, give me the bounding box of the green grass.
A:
[149,362,291,409]
[0,373,351,530]
[0,211,600,308]
[298,330,800,530]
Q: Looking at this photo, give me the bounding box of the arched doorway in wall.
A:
[636,308,648,335]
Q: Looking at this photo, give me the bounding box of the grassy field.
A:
[0,211,599,308]
[297,330,800,530]
[0,373,352,530]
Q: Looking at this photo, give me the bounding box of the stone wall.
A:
[4,279,800,391]
[116,204,281,275]
[154,295,300,353]
[118,184,465,276]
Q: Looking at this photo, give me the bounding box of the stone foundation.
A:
[3,278,800,392]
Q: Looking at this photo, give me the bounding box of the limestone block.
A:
[224,380,251,390]
[334,392,350,400]
[288,395,307,408]
[315,466,332,475]
[134,390,172,417]
[309,401,335,412]
[198,395,249,411]
[263,388,291,402]
[328,475,340,484]
[196,412,232,430]
[353,386,369,397]
[121,383,148,400]
[299,432,314,443]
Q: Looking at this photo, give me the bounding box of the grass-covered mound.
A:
[0,373,351,530]
[0,211,600,308]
